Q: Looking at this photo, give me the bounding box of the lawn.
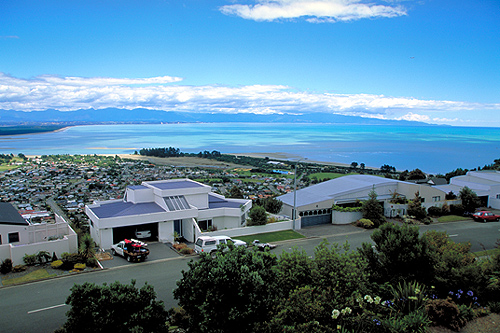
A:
[234,230,305,244]
[1,268,57,286]
[437,215,471,223]
[309,172,358,181]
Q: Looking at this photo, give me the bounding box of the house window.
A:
[496,194,500,199]
[8,232,20,243]
[0,234,2,245]
[198,219,213,231]
[432,196,441,202]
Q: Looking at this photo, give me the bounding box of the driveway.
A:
[99,242,183,269]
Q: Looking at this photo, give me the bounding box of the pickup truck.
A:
[251,240,277,251]
[111,239,150,262]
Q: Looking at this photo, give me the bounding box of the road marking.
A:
[28,304,66,314]
[449,234,459,237]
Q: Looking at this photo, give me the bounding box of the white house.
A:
[435,170,500,209]
[277,175,449,227]
[0,202,78,265]
[85,179,252,249]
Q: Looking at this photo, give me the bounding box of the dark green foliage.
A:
[427,206,442,216]
[445,191,457,200]
[426,231,486,293]
[56,280,167,333]
[79,233,95,262]
[407,168,426,180]
[425,298,463,331]
[167,307,190,330]
[60,252,86,270]
[248,205,267,226]
[359,223,433,284]
[261,197,283,214]
[0,258,13,274]
[228,185,244,198]
[361,188,386,227]
[380,164,396,173]
[445,168,468,182]
[173,246,278,333]
[407,191,427,220]
[449,204,464,216]
[273,248,315,299]
[459,186,481,213]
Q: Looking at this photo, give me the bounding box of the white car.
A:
[194,235,247,256]
[135,229,152,239]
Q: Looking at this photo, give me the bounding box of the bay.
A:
[0,123,499,174]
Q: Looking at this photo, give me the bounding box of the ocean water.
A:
[0,123,499,174]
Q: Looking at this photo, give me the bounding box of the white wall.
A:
[158,221,174,243]
[332,211,363,225]
[200,219,295,239]
[0,224,29,246]
[126,187,154,203]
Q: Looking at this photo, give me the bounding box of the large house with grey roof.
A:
[278,175,449,227]
[435,170,500,209]
[85,179,252,249]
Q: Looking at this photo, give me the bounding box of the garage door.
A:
[301,213,331,227]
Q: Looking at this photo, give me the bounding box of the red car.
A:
[472,211,500,222]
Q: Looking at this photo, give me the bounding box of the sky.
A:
[1,0,499,127]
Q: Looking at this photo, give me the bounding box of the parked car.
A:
[194,235,247,257]
[135,228,152,239]
[111,239,150,262]
[251,240,277,251]
[472,211,500,222]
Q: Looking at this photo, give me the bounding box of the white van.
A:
[194,235,247,255]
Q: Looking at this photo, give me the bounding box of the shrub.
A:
[167,306,190,330]
[457,304,476,324]
[422,216,433,225]
[332,205,362,212]
[449,204,464,216]
[173,243,187,250]
[51,252,58,262]
[487,301,500,314]
[23,253,38,266]
[0,258,13,274]
[356,218,374,229]
[86,257,98,268]
[441,204,450,215]
[425,298,463,331]
[12,265,27,272]
[180,247,194,255]
[51,260,64,269]
[248,205,267,226]
[74,263,86,270]
[427,206,442,217]
[389,280,428,315]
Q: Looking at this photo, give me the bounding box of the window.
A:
[496,194,500,199]
[197,219,213,231]
[432,196,441,202]
[8,232,20,243]
[0,234,2,245]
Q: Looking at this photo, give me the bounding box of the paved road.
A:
[1,220,498,332]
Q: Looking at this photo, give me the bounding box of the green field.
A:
[437,215,471,223]
[1,269,57,286]
[309,172,358,180]
[235,230,305,244]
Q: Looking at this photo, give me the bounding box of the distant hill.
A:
[0,108,434,126]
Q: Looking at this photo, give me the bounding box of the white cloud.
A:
[220,0,407,22]
[1,73,499,126]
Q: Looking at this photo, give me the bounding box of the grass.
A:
[437,215,471,223]
[234,230,305,244]
[309,172,358,180]
[1,268,57,286]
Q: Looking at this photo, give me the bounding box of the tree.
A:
[79,233,95,262]
[263,197,283,214]
[380,164,396,173]
[56,280,168,333]
[228,185,244,198]
[173,246,278,333]
[361,188,386,227]
[407,191,427,220]
[360,163,365,170]
[407,168,426,180]
[459,186,480,213]
[248,205,267,226]
[359,223,434,284]
[350,161,358,169]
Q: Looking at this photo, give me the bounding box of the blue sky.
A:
[1,0,499,126]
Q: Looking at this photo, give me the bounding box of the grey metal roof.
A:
[278,175,401,207]
[146,180,205,190]
[207,193,243,209]
[0,202,29,226]
[91,201,166,219]
[128,185,148,190]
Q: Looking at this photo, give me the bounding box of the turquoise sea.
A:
[0,123,499,174]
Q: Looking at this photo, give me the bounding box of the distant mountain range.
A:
[0,108,435,126]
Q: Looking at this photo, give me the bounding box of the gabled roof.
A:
[90,201,166,219]
[0,202,29,226]
[278,175,400,207]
